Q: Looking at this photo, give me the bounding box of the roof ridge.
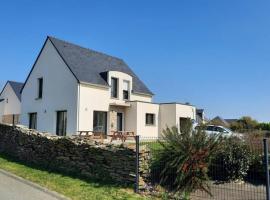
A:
[7,80,24,84]
[48,36,124,62]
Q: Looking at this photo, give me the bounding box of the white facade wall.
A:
[159,104,177,136]
[21,40,78,135]
[175,104,196,131]
[130,93,152,102]
[0,83,21,116]
[159,103,196,136]
[136,102,159,138]
[78,84,110,132]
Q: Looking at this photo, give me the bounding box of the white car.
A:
[196,125,242,138]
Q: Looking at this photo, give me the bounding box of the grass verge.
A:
[0,153,153,200]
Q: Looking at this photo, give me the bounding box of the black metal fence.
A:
[135,136,270,200]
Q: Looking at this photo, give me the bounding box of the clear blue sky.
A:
[0,0,270,122]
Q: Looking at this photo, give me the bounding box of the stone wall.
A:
[0,123,149,185]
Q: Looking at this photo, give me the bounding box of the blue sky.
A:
[0,0,270,121]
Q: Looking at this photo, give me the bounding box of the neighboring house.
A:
[196,108,206,124]
[210,116,238,128]
[0,81,23,124]
[20,36,196,137]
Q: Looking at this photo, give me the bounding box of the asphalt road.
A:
[0,170,64,200]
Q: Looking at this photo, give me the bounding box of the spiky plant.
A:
[152,119,221,197]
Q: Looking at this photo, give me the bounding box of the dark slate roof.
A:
[8,81,24,101]
[48,36,153,95]
[0,81,24,101]
[211,116,230,127]
[225,119,238,124]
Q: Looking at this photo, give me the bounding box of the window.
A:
[146,113,155,125]
[6,98,8,103]
[206,126,215,131]
[179,117,189,133]
[37,78,43,99]
[56,111,67,136]
[29,113,37,129]
[123,80,130,100]
[93,111,107,134]
[111,77,118,98]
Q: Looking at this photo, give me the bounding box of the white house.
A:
[20,36,196,137]
[0,81,23,124]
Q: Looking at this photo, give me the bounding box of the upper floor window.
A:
[111,77,118,98]
[123,80,130,100]
[146,113,155,126]
[37,78,43,99]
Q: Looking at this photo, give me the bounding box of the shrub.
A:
[209,137,252,181]
[150,119,221,196]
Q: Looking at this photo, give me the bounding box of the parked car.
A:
[195,125,243,138]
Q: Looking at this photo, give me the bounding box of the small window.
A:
[37,78,43,99]
[146,113,155,125]
[29,113,37,129]
[123,80,130,100]
[56,111,67,136]
[6,98,8,103]
[111,77,118,98]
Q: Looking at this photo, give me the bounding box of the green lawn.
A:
[0,154,155,200]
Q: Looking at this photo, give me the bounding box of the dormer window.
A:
[123,80,130,100]
[37,78,43,99]
[111,77,118,98]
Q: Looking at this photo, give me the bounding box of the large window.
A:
[111,77,118,98]
[146,113,155,126]
[123,80,130,100]
[29,113,37,129]
[56,111,67,136]
[37,78,43,99]
[93,111,107,134]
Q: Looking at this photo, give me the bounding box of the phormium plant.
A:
[151,119,222,197]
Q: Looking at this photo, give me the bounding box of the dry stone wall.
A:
[0,123,149,185]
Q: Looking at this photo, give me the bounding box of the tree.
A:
[230,116,258,132]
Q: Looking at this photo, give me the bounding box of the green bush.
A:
[150,119,221,196]
[209,137,252,181]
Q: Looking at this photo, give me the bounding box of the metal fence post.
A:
[12,114,15,127]
[264,138,270,200]
[135,135,140,193]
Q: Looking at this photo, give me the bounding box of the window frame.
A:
[29,112,37,129]
[37,77,43,99]
[93,111,108,134]
[123,80,130,100]
[111,77,118,99]
[145,113,155,126]
[56,110,67,136]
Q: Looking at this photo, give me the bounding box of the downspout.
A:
[76,83,80,133]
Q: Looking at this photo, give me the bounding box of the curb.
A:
[0,169,70,200]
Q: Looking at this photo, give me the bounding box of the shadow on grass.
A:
[0,152,134,190]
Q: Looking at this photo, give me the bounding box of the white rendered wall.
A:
[159,104,177,136]
[21,40,78,135]
[126,101,159,138]
[159,103,196,136]
[136,102,159,138]
[78,83,110,132]
[175,104,196,131]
